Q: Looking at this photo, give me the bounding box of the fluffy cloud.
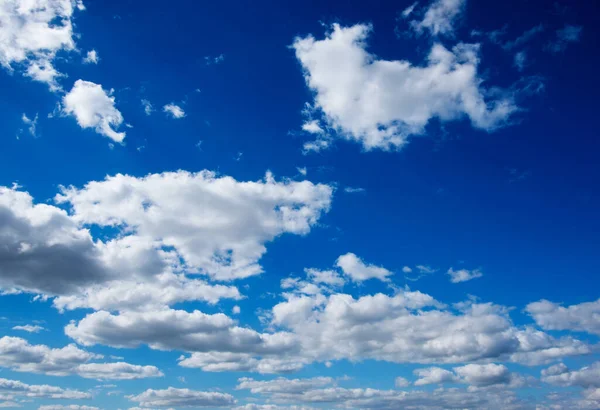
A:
[163,103,185,119]
[127,387,235,408]
[0,0,84,89]
[12,324,44,333]
[541,362,600,388]
[82,50,99,64]
[526,298,600,335]
[335,253,393,282]
[236,377,334,395]
[56,171,332,281]
[62,80,126,143]
[453,363,512,387]
[0,336,162,380]
[39,406,100,410]
[293,23,515,151]
[414,367,458,385]
[447,267,483,283]
[410,0,466,37]
[0,377,90,399]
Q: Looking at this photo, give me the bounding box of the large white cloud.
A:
[127,387,235,408]
[293,23,515,151]
[541,361,600,388]
[62,80,126,143]
[0,336,162,380]
[0,0,84,90]
[526,298,600,335]
[56,170,332,281]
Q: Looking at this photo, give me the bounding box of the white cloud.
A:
[21,113,38,137]
[296,167,307,176]
[0,336,162,380]
[394,376,410,387]
[82,49,99,64]
[343,187,365,194]
[293,23,515,151]
[127,387,235,408]
[541,361,600,388]
[163,103,186,119]
[62,80,126,143]
[141,99,154,115]
[0,0,83,90]
[414,367,457,385]
[75,362,163,380]
[546,25,583,53]
[453,363,512,386]
[447,267,483,283]
[401,1,419,18]
[12,324,44,333]
[402,266,413,273]
[56,171,332,281]
[411,0,466,37]
[236,377,334,395]
[514,51,527,71]
[526,298,600,335]
[335,253,393,282]
[39,406,100,410]
[0,377,90,399]
[232,305,241,315]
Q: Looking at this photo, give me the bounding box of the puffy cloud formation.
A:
[447,267,483,283]
[82,49,99,64]
[127,387,235,408]
[293,23,515,151]
[0,336,162,380]
[541,362,600,388]
[163,103,185,119]
[526,298,600,335]
[62,80,126,143]
[335,253,393,282]
[56,170,332,281]
[12,324,44,333]
[410,0,466,37]
[0,0,84,89]
[0,377,90,399]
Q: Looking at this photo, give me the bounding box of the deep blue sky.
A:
[0,0,599,409]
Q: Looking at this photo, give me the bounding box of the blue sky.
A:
[0,0,599,409]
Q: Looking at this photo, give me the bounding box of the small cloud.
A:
[141,99,154,115]
[12,324,44,333]
[401,1,418,18]
[297,167,307,176]
[395,376,410,387]
[205,54,225,65]
[402,266,413,273]
[344,187,366,194]
[178,376,186,383]
[302,119,324,134]
[235,152,243,161]
[447,267,483,283]
[232,305,241,315]
[514,51,527,72]
[546,25,583,53]
[21,113,38,137]
[83,49,100,64]
[163,103,186,119]
[195,140,203,150]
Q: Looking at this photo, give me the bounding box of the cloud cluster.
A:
[0,377,90,400]
[0,0,85,89]
[526,298,600,335]
[127,387,235,408]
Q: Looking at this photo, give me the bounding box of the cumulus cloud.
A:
[0,0,84,90]
[62,80,126,143]
[293,23,515,151]
[414,367,458,385]
[335,253,393,282]
[39,406,100,410]
[163,103,185,119]
[526,298,600,335]
[410,0,466,37]
[0,336,162,380]
[127,387,235,408]
[447,267,483,283]
[56,171,332,281]
[542,361,600,388]
[82,50,99,64]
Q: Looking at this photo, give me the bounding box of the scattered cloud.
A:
[163,103,186,119]
[127,387,235,408]
[21,113,38,137]
[12,325,44,333]
[205,54,225,65]
[447,267,483,283]
[62,80,126,143]
[82,50,99,64]
[546,25,583,53]
[335,253,393,282]
[526,298,600,335]
[410,0,466,37]
[141,99,154,115]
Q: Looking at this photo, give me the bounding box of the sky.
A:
[0,0,599,409]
